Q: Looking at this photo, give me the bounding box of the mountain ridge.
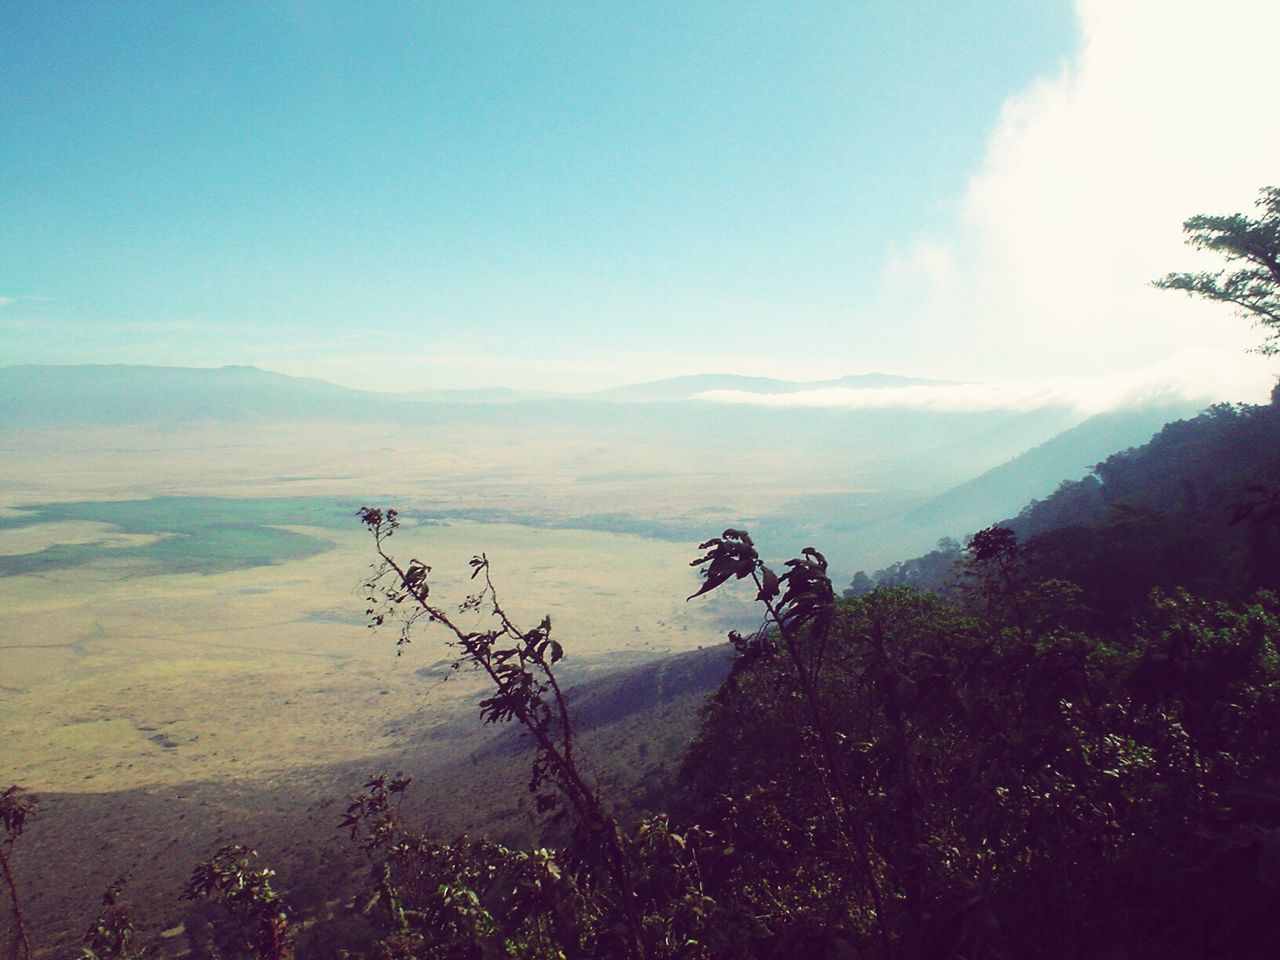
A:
[591,371,957,402]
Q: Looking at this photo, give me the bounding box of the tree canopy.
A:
[1155,186,1280,352]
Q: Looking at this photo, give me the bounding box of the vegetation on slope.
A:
[854,394,1280,626]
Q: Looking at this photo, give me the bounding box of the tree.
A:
[1155,186,1280,352]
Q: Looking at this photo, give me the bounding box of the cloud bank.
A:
[696,347,1276,415]
[880,0,1280,389]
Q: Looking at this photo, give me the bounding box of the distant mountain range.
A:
[0,363,539,425]
[0,364,375,426]
[592,372,954,402]
[0,364,960,424]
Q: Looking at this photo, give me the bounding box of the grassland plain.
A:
[0,490,754,951]
[0,417,840,950]
[1,501,749,793]
[0,417,924,571]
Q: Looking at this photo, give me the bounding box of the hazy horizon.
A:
[5,356,1274,417]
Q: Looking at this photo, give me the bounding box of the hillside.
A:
[861,394,1280,616]
[902,400,1204,543]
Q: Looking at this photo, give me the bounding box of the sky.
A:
[2,1,1278,404]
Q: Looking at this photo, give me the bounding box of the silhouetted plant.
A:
[79,879,141,960]
[341,772,592,959]
[688,530,893,956]
[964,524,1031,639]
[1155,185,1280,353]
[184,845,292,960]
[359,506,648,959]
[0,785,36,960]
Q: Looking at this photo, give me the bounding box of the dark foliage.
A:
[1,786,37,960]
[79,879,141,960]
[183,845,292,960]
[852,396,1280,629]
[686,572,1280,958]
[1155,185,1280,353]
[348,512,1280,959]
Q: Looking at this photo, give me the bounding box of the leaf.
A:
[757,566,780,602]
[688,530,761,600]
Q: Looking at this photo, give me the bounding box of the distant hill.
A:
[0,363,543,427]
[0,364,952,424]
[0,365,1081,493]
[391,386,529,404]
[0,363,388,426]
[592,372,953,403]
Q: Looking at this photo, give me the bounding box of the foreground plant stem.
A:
[361,508,648,960]
[1,843,32,960]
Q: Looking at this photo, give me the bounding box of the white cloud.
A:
[890,0,1280,389]
[114,320,211,333]
[695,347,1275,414]
[0,318,48,332]
[0,295,51,309]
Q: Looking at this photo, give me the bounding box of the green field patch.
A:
[423,507,702,542]
[0,496,357,578]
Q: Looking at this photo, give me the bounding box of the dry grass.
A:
[0,419,779,953]
[0,514,750,795]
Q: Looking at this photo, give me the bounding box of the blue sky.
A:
[2,1,1277,400]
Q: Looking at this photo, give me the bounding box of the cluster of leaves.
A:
[1155,185,1280,353]
[334,765,723,958]
[341,771,601,959]
[79,880,141,960]
[183,845,293,960]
